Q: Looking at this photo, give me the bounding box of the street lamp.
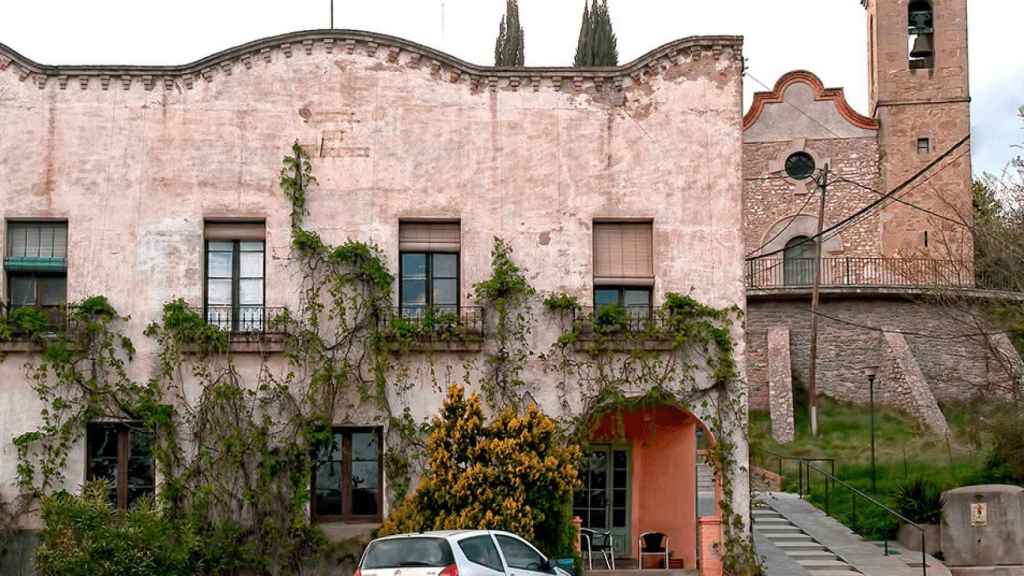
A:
[865,364,879,493]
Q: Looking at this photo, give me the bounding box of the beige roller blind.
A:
[399,221,461,252]
[205,221,266,241]
[593,222,654,286]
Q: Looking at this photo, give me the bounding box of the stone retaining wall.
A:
[747,296,1018,410]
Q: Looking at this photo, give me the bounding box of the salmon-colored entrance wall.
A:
[592,406,700,569]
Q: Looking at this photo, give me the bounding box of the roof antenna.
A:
[441,0,446,50]
[330,0,334,29]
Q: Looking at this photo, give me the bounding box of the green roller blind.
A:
[5,222,68,271]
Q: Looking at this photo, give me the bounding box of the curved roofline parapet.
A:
[743,69,878,131]
[0,29,742,91]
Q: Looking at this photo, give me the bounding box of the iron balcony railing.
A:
[379,305,485,337]
[572,305,659,335]
[744,257,1010,291]
[0,302,71,337]
[201,305,289,334]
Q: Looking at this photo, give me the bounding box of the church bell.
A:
[910,34,934,60]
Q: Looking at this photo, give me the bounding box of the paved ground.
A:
[756,492,950,576]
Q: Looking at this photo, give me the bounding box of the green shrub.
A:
[893,478,944,525]
[35,483,194,576]
[9,306,50,337]
[381,384,580,558]
[978,403,1024,483]
[543,293,581,313]
[593,303,627,335]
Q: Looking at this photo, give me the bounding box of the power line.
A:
[746,71,849,142]
[746,189,818,257]
[812,308,1011,341]
[746,134,972,261]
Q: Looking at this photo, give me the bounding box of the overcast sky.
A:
[2,0,1021,177]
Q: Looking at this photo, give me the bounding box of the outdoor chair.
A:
[580,528,615,570]
[638,532,670,570]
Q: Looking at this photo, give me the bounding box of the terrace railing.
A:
[378,305,485,337]
[572,305,659,336]
[202,305,289,334]
[744,257,1021,292]
[0,302,73,337]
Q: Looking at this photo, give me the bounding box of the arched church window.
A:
[908,0,934,69]
[784,236,817,286]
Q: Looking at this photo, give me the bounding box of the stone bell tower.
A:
[864,0,973,260]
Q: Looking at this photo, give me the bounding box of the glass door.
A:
[573,446,630,558]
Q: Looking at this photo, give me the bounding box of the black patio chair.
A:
[580,528,615,570]
[638,531,670,570]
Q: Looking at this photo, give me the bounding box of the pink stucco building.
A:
[0,29,747,575]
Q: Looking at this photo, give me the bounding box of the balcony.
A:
[377,305,484,351]
[197,305,290,353]
[201,305,290,334]
[745,257,1022,296]
[1,302,70,332]
[570,305,678,351]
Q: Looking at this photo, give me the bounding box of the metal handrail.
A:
[803,460,928,576]
[752,449,927,576]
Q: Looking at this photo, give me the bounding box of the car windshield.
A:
[362,537,455,569]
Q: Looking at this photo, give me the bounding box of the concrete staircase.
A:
[753,507,861,576]
[754,492,950,576]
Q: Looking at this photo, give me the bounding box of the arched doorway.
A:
[574,405,719,570]
[783,236,817,286]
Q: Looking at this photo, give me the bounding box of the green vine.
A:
[474,237,536,408]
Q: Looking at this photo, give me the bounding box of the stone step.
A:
[774,541,829,551]
[753,517,791,524]
[765,528,811,537]
[756,525,803,532]
[785,550,837,560]
[796,559,857,570]
[804,571,861,576]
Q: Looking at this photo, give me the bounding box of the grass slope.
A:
[750,397,988,539]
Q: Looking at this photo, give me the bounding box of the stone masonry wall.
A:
[744,137,882,259]
[747,296,1018,410]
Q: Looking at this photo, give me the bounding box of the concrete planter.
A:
[898,522,941,555]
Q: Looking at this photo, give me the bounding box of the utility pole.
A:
[869,370,877,492]
[807,163,829,437]
[330,0,334,29]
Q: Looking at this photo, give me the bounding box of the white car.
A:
[356,530,573,576]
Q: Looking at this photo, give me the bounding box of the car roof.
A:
[370,529,492,541]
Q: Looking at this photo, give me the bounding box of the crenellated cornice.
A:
[0,29,742,93]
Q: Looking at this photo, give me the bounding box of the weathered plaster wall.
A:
[0,32,748,529]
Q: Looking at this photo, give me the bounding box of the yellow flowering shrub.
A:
[381,384,581,556]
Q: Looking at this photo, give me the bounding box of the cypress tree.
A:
[573,1,592,67]
[494,0,525,66]
[574,0,618,67]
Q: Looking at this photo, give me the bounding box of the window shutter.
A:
[399,221,460,252]
[5,222,68,271]
[593,222,654,286]
[204,221,266,241]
